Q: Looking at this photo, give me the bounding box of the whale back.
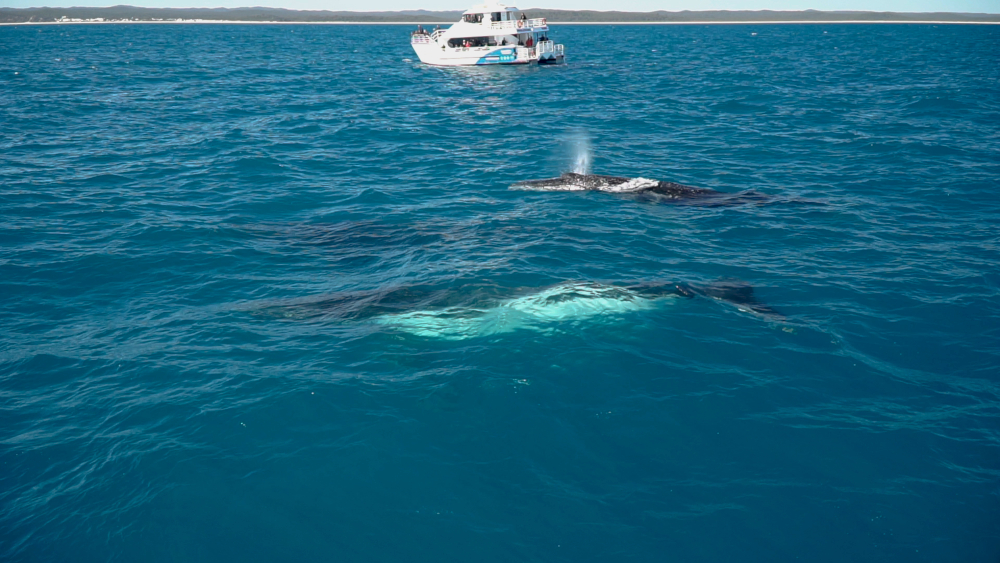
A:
[512,172,722,198]
[645,181,718,198]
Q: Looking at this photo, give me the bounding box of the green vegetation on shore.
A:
[3,6,999,24]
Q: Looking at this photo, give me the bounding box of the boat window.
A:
[447,37,495,48]
[462,13,484,23]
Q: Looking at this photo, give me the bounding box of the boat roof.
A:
[463,2,520,14]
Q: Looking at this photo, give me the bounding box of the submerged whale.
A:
[255,279,784,340]
[670,279,784,319]
[511,172,766,205]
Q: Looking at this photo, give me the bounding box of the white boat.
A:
[410,2,565,66]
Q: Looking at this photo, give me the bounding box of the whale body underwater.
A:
[256,279,785,340]
[511,172,767,205]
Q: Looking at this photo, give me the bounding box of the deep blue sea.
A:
[2,22,999,562]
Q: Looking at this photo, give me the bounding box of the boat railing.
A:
[431,29,446,41]
[534,41,565,59]
[515,46,535,61]
[489,18,547,32]
[411,33,432,44]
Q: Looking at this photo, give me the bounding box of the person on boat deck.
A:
[525,36,533,47]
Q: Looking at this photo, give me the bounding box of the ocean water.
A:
[1,22,999,562]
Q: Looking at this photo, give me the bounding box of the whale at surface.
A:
[374,279,785,339]
[254,279,785,340]
[372,282,667,340]
[510,172,767,205]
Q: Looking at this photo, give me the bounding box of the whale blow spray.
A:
[569,131,592,175]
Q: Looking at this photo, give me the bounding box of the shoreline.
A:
[3,20,999,26]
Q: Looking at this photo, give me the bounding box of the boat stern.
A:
[536,40,565,64]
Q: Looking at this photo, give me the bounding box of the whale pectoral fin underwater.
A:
[252,285,456,322]
[676,279,786,321]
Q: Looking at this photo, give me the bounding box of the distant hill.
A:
[2,6,999,24]
[532,9,1000,23]
[0,6,462,23]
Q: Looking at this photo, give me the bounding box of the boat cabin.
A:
[409,1,564,66]
[462,4,520,23]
